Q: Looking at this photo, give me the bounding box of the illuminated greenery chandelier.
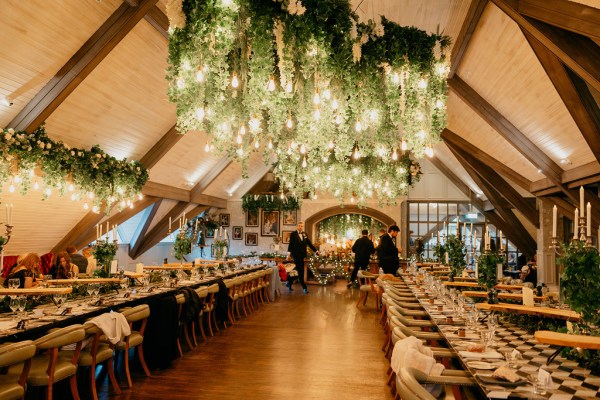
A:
[166,0,450,204]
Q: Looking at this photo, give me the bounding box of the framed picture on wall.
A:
[261,210,280,237]
[282,230,294,244]
[219,213,230,227]
[232,226,243,240]
[245,232,258,246]
[206,227,215,238]
[246,210,258,227]
[282,209,297,226]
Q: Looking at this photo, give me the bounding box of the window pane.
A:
[428,203,437,221]
[448,203,457,216]
[438,203,447,221]
[418,223,428,236]
[409,223,418,237]
[409,203,418,222]
[419,203,428,221]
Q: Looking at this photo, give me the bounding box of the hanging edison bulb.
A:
[236,134,243,144]
[331,99,339,110]
[286,115,293,129]
[196,68,204,82]
[195,107,205,122]
[335,114,343,125]
[355,119,362,132]
[33,180,40,190]
[313,88,320,105]
[328,141,334,150]
[425,146,434,157]
[417,78,427,89]
[13,176,21,183]
[268,139,273,150]
[302,157,307,168]
[392,149,398,161]
[285,81,293,93]
[231,72,239,88]
[314,108,321,120]
[254,139,260,149]
[239,125,246,135]
[267,75,276,92]
[323,88,331,100]
[83,202,89,210]
[392,72,400,84]
[401,140,408,151]
[300,144,306,154]
[204,142,210,152]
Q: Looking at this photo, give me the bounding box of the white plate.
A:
[467,361,496,370]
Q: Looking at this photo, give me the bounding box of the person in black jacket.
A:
[378,225,400,275]
[286,222,317,294]
[349,229,375,288]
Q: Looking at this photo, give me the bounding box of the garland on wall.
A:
[0,126,148,211]
[241,193,300,212]
[166,0,449,204]
[307,255,350,285]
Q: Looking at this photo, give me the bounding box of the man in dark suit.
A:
[378,225,400,275]
[349,229,375,288]
[286,222,317,294]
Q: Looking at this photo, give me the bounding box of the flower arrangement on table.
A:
[432,243,446,264]
[477,251,505,304]
[445,235,466,280]
[92,239,118,278]
[174,229,193,262]
[212,227,229,260]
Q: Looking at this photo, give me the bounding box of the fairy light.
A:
[267,75,276,92]
[323,88,331,100]
[392,72,400,84]
[231,72,239,88]
[204,142,210,152]
[302,157,307,168]
[196,68,204,82]
[83,202,89,210]
[268,139,273,150]
[239,125,246,135]
[392,149,398,161]
[401,140,408,151]
[354,119,362,132]
[176,77,185,89]
[13,176,21,184]
[331,99,339,110]
[195,107,205,122]
[300,144,306,154]
[314,108,321,120]
[8,184,15,193]
[286,115,293,129]
[33,181,39,190]
[313,89,320,105]
[254,139,260,149]
[425,146,434,157]
[328,141,334,150]
[236,134,243,144]
[418,78,427,89]
[285,82,293,93]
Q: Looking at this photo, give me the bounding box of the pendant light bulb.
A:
[254,140,260,149]
[268,139,273,150]
[392,72,400,84]
[196,68,204,82]
[287,147,292,156]
[392,150,398,161]
[285,82,293,93]
[239,125,246,135]
[300,144,306,154]
[236,134,243,144]
[313,89,320,105]
[328,141,334,150]
[323,88,331,100]
[302,157,307,168]
[353,149,360,160]
[401,140,408,151]
[267,75,276,92]
[355,119,362,132]
[231,72,239,88]
[286,115,293,129]
[8,184,14,193]
[195,107,205,122]
[335,114,343,125]
[83,202,89,210]
[425,146,434,157]
[331,99,339,110]
[33,181,40,190]
[418,78,427,89]
[314,108,321,120]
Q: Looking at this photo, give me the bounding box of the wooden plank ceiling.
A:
[0,0,599,257]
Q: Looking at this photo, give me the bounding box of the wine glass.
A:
[9,297,19,321]
[119,278,129,297]
[16,296,26,319]
[54,293,66,312]
[86,283,96,300]
[92,283,100,300]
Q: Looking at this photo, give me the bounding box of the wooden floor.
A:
[93,281,393,400]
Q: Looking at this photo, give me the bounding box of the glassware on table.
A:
[92,283,100,300]
[528,374,547,395]
[119,278,129,296]
[8,278,20,290]
[54,293,66,311]
[16,296,26,318]
[503,351,521,368]
[9,297,19,321]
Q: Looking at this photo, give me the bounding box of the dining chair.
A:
[175,293,194,355]
[194,286,209,341]
[10,325,86,400]
[356,270,380,309]
[204,284,220,336]
[115,304,151,388]
[0,340,36,400]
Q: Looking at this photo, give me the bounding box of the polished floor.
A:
[90,280,393,400]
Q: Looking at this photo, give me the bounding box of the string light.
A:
[425,146,434,157]
[285,82,293,93]
[267,75,276,92]
[231,72,239,88]
[195,107,205,122]
[286,115,293,129]
[204,142,210,152]
[196,68,204,82]
[313,89,320,105]
[268,139,273,150]
[401,140,408,151]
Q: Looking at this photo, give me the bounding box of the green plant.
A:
[559,241,600,329]
[241,194,300,213]
[445,235,465,278]
[478,252,504,290]
[174,230,193,261]
[432,243,446,263]
[92,240,118,277]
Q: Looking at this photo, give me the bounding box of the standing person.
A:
[348,229,375,288]
[82,247,98,276]
[286,222,317,294]
[378,225,400,275]
[65,245,88,272]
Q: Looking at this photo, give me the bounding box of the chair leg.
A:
[70,375,80,400]
[190,321,198,346]
[198,315,207,341]
[90,363,98,400]
[184,324,195,348]
[206,312,214,337]
[176,336,183,357]
[212,309,220,332]
[107,357,121,394]
[138,344,151,377]
[124,348,133,388]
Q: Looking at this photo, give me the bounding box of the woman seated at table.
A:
[49,251,79,279]
[3,253,40,288]
[520,254,537,285]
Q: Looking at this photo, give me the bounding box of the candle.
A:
[96,224,99,240]
[437,230,440,244]
[169,217,172,231]
[99,224,103,239]
[552,205,557,238]
[574,208,579,239]
[470,223,473,234]
[5,205,8,225]
[580,186,585,219]
[473,231,477,247]
[445,252,449,265]
[587,202,591,237]
[499,230,503,250]
[443,221,446,233]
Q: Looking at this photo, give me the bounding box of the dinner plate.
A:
[477,374,527,387]
[467,361,496,370]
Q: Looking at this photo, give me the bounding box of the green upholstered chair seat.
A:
[12,355,78,386]
[59,343,114,366]
[115,332,143,350]
[0,375,25,400]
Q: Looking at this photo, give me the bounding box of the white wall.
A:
[408,159,468,201]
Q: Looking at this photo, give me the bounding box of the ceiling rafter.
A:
[7,0,159,132]
[139,125,183,170]
[449,0,489,78]
[517,0,600,41]
[144,5,169,39]
[448,75,577,204]
[51,204,108,254]
[442,131,539,228]
[428,155,485,211]
[141,181,227,208]
[522,29,600,164]
[441,129,532,191]
[530,161,600,193]
[492,0,600,93]
[446,141,537,256]
[190,158,233,202]
[128,198,163,258]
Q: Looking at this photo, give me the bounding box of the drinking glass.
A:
[528,374,547,395]
[54,293,66,311]
[120,278,129,296]
[16,296,26,318]
[9,297,19,321]
[8,278,20,289]
[86,283,96,298]
[92,284,100,300]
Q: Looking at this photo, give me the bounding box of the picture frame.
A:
[245,232,258,246]
[261,210,280,237]
[232,226,243,240]
[246,209,258,227]
[219,213,230,227]
[206,227,215,238]
[282,209,297,226]
[282,230,294,244]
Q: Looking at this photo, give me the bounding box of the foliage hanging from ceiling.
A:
[241,193,300,212]
[166,0,449,204]
[0,126,148,211]
[317,213,385,242]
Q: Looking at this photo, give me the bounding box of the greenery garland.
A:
[307,255,350,285]
[445,235,465,279]
[241,194,300,212]
[0,126,148,209]
[558,241,600,330]
[477,252,504,291]
[92,239,118,278]
[432,243,446,263]
[167,0,449,204]
[317,214,384,242]
[174,230,193,261]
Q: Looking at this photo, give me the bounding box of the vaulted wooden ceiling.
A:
[0,0,598,257]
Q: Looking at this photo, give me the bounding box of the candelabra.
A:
[1,223,13,248]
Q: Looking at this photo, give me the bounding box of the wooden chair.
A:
[115,304,151,388]
[175,293,194,355]
[356,270,380,309]
[9,325,86,400]
[194,286,209,341]
[203,284,220,336]
[0,340,36,400]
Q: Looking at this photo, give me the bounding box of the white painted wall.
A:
[408,159,469,201]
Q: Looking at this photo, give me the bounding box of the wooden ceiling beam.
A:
[492,0,600,92]
[449,0,489,78]
[523,29,600,164]
[190,158,233,202]
[518,0,600,41]
[73,196,159,249]
[530,161,600,193]
[441,129,532,191]
[51,204,108,254]
[139,125,183,170]
[144,5,169,39]
[428,155,485,211]
[233,163,274,199]
[7,0,159,132]
[141,181,227,208]
[446,141,537,255]
[449,75,577,204]
[444,133,539,228]
[128,198,162,258]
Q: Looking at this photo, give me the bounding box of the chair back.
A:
[121,304,150,323]
[175,293,186,305]
[195,286,209,298]
[0,340,36,367]
[34,325,86,350]
[207,283,220,294]
[397,369,431,400]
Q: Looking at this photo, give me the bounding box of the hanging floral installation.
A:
[166,0,449,204]
[241,193,300,212]
[0,126,148,211]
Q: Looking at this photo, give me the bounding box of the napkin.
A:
[0,320,14,331]
[511,349,521,359]
[135,263,144,274]
[522,287,534,307]
[110,260,118,274]
[538,368,554,389]
[459,350,503,359]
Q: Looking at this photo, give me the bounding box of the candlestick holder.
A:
[579,217,587,242]
[1,224,13,248]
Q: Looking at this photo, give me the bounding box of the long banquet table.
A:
[403,276,600,399]
[0,265,266,343]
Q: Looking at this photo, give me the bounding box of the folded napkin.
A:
[522,287,534,307]
[135,263,144,274]
[538,368,555,389]
[0,321,14,331]
[459,350,503,359]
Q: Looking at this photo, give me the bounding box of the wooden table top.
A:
[443,281,525,291]
[476,303,581,321]
[461,290,546,302]
[534,330,600,350]
[0,287,73,296]
[47,278,121,284]
[144,265,194,271]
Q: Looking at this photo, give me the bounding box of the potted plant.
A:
[92,239,118,278]
[446,235,465,281]
[174,230,192,263]
[478,252,504,304]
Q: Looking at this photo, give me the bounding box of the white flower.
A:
[46,143,51,149]
[7,128,14,134]
[70,150,75,156]
[78,151,82,157]
[4,133,10,140]
[102,153,106,158]
[39,142,45,149]
[136,167,141,171]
